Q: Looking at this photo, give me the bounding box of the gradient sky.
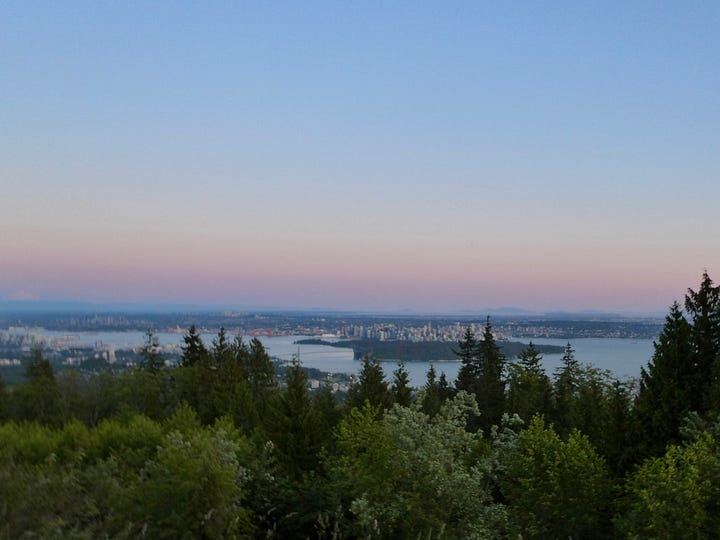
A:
[1,2,719,313]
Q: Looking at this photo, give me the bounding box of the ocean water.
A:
[5,328,655,387]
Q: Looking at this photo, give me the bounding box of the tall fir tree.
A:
[634,302,694,457]
[438,371,455,401]
[391,361,413,407]
[268,358,321,478]
[139,330,165,373]
[475,317,506,431]
[245,338,278,419]
[507,341,553,423]
[14,346,61,425]
[455,326,480,395]
[0,372,7,421]
[421,364,442,416]
[347,354,392,411]
[553,342,580,435]
[180,325,209,367]
[684,271,720,411]
[212,327,234,369]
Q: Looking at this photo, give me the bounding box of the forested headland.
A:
[2,273,720,538]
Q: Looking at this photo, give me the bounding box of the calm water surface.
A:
[6,328,656,386]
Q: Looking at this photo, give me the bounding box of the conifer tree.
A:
[553,343,579,435]
[14,346,61,425]
[313,380,341,442]
[0,373,7,421]
[391,361,413,407]
[475,317,506,430]
[634,303,694,456]
[180,325,209,367]
[438,371,455,402]
[421,364,442,416]
[269,358,320,478]
[212,327,234,369]
[507,341,553,423]
[139,330,165,373]
[605,379,635,474]
[684,271,720,411]
[245,338,278,418]
[455,326,480,395]
[347,354,392,411]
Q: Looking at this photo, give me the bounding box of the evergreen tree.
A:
[605,379,635,475]
[475,317,506,431]
[573,365,613,456]
[25,345,56,381]
[245,338,278,419]
[517,341,543,373]
[634,303,694,456]
[507,341,553,423]
[139,330,165,373]
[421,364,442,416]
[684,271,720,411]
[438,371,455,401]
[391,361,413,407]
[180,324,209,367]
[212,327,233,369]
[313,380,342,448]
[455,326,480,395]
[13,346,61,425]
[269,358,321,478]
[347,354,392,411]
[553,342,580,434]
[0,373,7,421]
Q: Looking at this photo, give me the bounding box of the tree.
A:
[0,373,7,421]
[329,394,506,538]
[475,317,506,431]
[634,303,694,456]
[390,361,413,406]
[621,432,720,538]
[605,379,636,475]
[685,271,720,411]
[507,342,553,423]
[128,426,254,538]
[139,330,165,373]
[502,416,612,539]
[421,364,442,417]
[11,346,61,425]
[312,380,342,452]
[455,326,480,395]
[346,354,392,411]
[552,342,580,434]
[245,337,277,418]
[268,358,321,478]
[180,324,209,367]
[438,371,455,401]
[212,327,234,369]
[25,345,55,382]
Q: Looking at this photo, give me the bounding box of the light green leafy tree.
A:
[329,393,508,539]
[620,431,720,538]
[501,416,613,539]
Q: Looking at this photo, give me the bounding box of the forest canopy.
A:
[1,273,720,538]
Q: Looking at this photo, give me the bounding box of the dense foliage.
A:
[2,273,720,538]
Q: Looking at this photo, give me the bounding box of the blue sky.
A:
[1,2,719,312]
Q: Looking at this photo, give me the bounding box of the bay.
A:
[4,328,656,386]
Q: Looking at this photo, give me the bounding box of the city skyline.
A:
[2,2,719,313]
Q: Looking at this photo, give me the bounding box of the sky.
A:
[1,1,719,313]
